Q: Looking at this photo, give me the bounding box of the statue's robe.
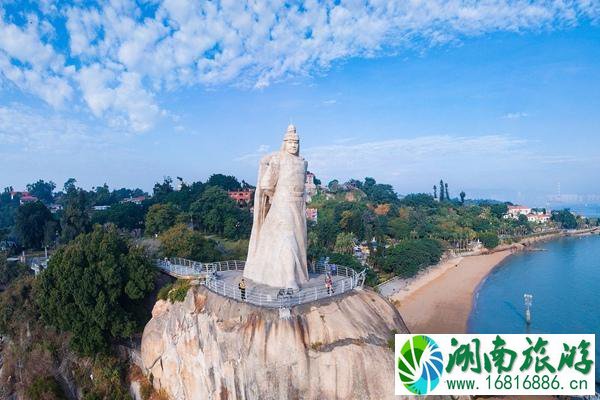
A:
[243,151,309,289]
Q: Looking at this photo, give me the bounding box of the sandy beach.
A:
[392,250,514,333]
[391,228,600,334]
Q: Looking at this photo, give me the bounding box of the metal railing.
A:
[157,257,206,277]
[156,258,366,308]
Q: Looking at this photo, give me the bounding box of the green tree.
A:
[190,186,251,239]
[552,209,578,229]
[153,177,174,199]
[160,224,221,261]
[400,193,436,208]
[488,203,509,219]
[439,179,445,201]
[26,180,56,204]
[459,191,466,205]
[334,232,355,254]
[382,238,444,278]
[36,225,155,355]
[388,217,412,240]
[93,183,112,205]
[63,178,77,194]
[61,189,91,243]
[92,202,145,231]
[145,203,179,235]
[478,231,500,249]
[327,179,340,192]
[15,201,55,249]
[361,177,398,204]
[206,174,241,191]
[0,187,19,230]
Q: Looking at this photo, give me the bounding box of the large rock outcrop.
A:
[141,285,409,400]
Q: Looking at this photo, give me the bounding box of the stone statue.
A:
[243,125,309,289]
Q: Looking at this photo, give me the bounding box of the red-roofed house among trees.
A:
[10,191,39,204]
[228,189,254,205]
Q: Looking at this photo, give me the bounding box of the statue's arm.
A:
[259,154,278,197]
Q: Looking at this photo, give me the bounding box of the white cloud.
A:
[294,134,583,187]
[503,112,529,119]
[0,104,120,153]
[0,1,598,131]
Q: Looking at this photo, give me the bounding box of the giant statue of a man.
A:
[243,125,309,289]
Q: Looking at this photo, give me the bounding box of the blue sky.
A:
[1,1,599,205]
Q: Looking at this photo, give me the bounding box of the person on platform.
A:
[239,278,247,301]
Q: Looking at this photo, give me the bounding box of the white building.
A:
[505,205,532,219]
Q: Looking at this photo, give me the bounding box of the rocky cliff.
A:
[141,285,409,400]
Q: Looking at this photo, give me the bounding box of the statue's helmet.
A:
[284,124,299,141]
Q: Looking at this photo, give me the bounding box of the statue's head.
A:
[282,124,299,156]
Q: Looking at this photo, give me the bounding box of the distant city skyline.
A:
[1,1,599,205]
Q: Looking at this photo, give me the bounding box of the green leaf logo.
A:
[397,335,444,394]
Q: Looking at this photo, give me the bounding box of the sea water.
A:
[468,234,600,388]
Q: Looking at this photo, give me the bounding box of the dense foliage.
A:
[60,189,92,243]
[190,186,252,239]
[36,225,155,355]
[0,276,38,337]
[0,253,31,288]
[552,209,578,229]
[26,376,66,400]
[478,231,500,249]
[26,180,57,204]
[15,201,56,249]
[157,279,191,303]
[91,202,146,231]
[145,203,179,235]
[160,224,221,261]
[378,239,444,278]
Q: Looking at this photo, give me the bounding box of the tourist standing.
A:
[239,278,247,301]
[325,274,334,295]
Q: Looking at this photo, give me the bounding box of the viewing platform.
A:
[157,258,367,308]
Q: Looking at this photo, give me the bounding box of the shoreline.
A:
[391,228,599,334]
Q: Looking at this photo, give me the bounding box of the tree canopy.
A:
[552,209,578,229]
[206,174,241,191]
[60,189,91,243]
[190,186,251,239]
[15,201,56,249]
[36,225,155,355]
[160,224,222,262]
[379,238,444,278]
[26,180,56,204]
[92,202,146,231]
[145,203,179,235]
